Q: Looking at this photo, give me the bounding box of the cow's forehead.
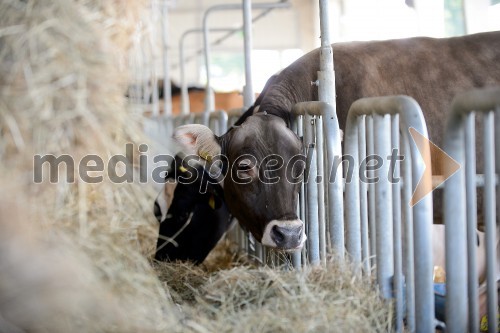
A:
[228,113,301,157]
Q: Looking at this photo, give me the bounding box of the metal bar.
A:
[293,192,302,269]
[304,113,320,265]
[442,108,467,327]
[465,113,479,332]
[401,136,415,332]
[161,3,172,116]
[367,116,376,268]
[373,113,394,299]
[344,111,361,267]
[179,28,234,115]
[316,3,336,258]
[171,2,290,71]
[316,116,327,265]
[444,87,500,332]
[242,0,255,108]
[346,95,434,332]
[291,102,344,258]
[391,114,403,332]
[358,116,370,275]
[317,0,336,107]
[297,115,306,267]
[483,110,497,333]
[202,1,291,113]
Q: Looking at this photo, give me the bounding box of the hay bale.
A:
[0,1,176,331]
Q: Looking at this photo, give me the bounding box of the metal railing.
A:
[291,102,344,267]
[443,86,500,333]
[343,95,434,333]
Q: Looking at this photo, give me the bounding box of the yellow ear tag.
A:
[179,165,188,173]
[199,151,212,162]
[208,195,216,210]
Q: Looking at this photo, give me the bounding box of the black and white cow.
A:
[157,31,500,257]
[154,155,233,264]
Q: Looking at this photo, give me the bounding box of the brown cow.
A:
[171,31,500,251]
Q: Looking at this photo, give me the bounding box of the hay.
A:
[0,0,175,331]
[0,1,395,332]
[153,254,394,333]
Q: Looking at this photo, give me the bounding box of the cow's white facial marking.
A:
[261,219,306,251]
[154,182,177,222]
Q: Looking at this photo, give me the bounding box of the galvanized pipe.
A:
[344,113,362,267]
[315,116,327,265]
[465,113,479,332]
[358,116,370,274]
[482,111,497,333]
[367,116,377,268]
[291,102,344,259]
[293,191,302,269]
[391,114,404,333]
[443,86,500,332]
[161,3,172,116]
[345,95,434,333]
[317,0,336,107]
[179,28,234,115]
[202,1,291,113]
[242,0,255,108]
[304,113,320,265]
[173,3,289,71]
[373,113,394,299]
[401,136,416,332]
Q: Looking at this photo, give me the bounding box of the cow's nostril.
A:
[271,225,285,244]
[270,224,302,249]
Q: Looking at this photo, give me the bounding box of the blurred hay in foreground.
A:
[0,1,394,332]
[0,0,175,331]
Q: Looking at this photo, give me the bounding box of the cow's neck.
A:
[257,75,317,127]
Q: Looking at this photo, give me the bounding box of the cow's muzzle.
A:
[261,219,306,251]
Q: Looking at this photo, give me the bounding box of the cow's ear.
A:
[173,124,221,160]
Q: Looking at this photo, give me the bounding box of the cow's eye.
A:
[237,159,254,171]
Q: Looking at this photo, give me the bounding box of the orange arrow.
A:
[409,127,461,207]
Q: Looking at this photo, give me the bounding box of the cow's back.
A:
[332,31,500,149]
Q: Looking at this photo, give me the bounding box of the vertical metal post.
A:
[391,115,403,332]
[373,114,394,299]
[367,116,377,267]
[202,13,216,115]
[293,192,302,269]
[242,0,255,108]
[316,117,327,265]
[317,0,335,106]
[358,116,370,274]
[344,115,361,267]
[202,2,291,117]
[161,2,172,116]
[304,114,320,265]
[179,31,190,115]
[465,113,479,332]
[318,0,343,259]
[402,137,415,332]
[483,111,497,333]
[444,110,468,333]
